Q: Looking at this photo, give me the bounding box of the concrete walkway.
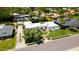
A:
[15,25,26,49]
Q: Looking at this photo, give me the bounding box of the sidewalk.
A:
[16,33,79,51]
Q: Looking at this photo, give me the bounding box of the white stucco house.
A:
[24,21,60,31]
[46,22,60,31]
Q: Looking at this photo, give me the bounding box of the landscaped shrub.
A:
[69,28,78,32]
[23,29,44,45]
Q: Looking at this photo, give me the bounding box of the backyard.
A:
[0,37,16,51]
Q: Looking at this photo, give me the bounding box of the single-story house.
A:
[46,22,60,31]
[54,18,79,29]
[13,13,30,21]
[63,18,79,29]
[24,21,60,31]
[0,25,14,39]
[13,13,20,21]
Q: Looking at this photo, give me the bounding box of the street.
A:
[16,34,79,51]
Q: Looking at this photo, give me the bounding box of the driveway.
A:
[15,24,25,49]
[16,34,79,51]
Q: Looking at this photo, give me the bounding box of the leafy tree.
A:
[23,29,44,44]
[0,8,13,22]
[39,16,48,22]
[0,7,32,22]
[37,7,50,13]
[58,7,65,15]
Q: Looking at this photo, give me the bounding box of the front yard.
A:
[0,37,16,51]
[47,29,79,39]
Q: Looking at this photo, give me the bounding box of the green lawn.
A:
[0,37,16,51]
[47,29,79,38]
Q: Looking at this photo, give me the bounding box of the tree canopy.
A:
[23,29,44,44]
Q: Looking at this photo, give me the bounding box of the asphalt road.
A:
[16,34,79,51]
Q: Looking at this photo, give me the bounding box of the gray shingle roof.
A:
[0,25,14,37]
[64,19,79,28]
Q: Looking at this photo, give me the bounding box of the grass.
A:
[0,37,16,51]
[47,29,79,38]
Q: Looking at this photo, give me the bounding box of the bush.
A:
[69,28,78,32]
[39,16,48,22]
[24,29,44,44]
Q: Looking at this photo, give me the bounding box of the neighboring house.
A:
[13,13,19,21]
[40,13,46,17]
[54,18,79,29]
[0,25,14,39]
[19,15,26,21]
[25,14,30,20]
[63,18,79,29]
[24,21,60,31]
[67,9,76,15]
[13,13,30,21]
[51,13,60,18]
[47,13,60,18]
